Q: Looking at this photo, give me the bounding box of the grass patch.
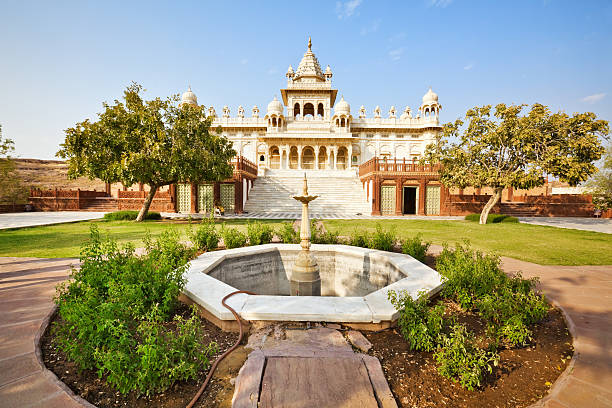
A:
[0,218,287,258]
[322,219,612,265]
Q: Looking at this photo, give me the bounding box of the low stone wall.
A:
[116,198,174,212]
[0,204,27,213]
[448,194,596,217]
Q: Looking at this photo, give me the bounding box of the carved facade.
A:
[180,38,442,176]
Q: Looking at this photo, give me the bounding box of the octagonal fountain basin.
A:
[181,244,443,327]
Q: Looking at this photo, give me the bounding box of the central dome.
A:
[181,86,198,106]
[295,37,324,80]
[422,87,438,104]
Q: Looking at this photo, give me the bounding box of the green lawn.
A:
[0,219,287,258]
[0,218,610,265]
[322,219,612,266]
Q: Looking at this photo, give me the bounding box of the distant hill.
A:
[14,158,107,191]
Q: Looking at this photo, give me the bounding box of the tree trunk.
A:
[136,184,158,222]
[479,187,503,225]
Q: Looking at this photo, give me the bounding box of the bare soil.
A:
[363,304,573,408]
[41,303,245,408]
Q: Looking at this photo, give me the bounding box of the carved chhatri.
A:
[290,174,320,296]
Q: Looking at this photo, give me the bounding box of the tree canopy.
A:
[424,103,609,224]
[57,83,236,221]
[584,141,612,211]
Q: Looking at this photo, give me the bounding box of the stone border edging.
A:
[526,297,577,408]
[34,304,97,408]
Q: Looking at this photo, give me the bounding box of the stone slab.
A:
[232,350,265,408]
[362,355,398,408]
[347,330,372,353]
[258,356,379,408]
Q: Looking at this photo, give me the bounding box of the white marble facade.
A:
[181,38,442,174]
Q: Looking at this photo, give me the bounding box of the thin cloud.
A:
[581,93,606,103]
[389,47,405,61]
[336,0,362,19]
[464,63,474,70]
[361,18,381,35]
[387,32,406,42]
[428,0,453,7]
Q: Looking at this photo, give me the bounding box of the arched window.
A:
[340,117,345,127]
[336,147,348,170]
[303,103,314,118]
[272,117,277,126]
[294,103,300,118]
[302,146,315,169]
[317,103,324,118]
[269,146,280,169]
[318,146,327,169]
[289,147,299,169]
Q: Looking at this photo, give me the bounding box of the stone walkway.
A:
[0,255,610,407]
[0,257,92,408]
[518,217,612,234]
[0,212,106,230]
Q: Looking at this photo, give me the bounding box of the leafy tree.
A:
[425,104,609,224]
[57,83,236,221]
[584,141,612,211]
[0,125,29,208]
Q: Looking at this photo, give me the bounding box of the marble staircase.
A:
[244,173,371,215]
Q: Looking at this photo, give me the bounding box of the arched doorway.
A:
[289,146,299,169]
[269,146,280,169]
[302,146,315,169]
[336,147,348,170]
[318,147,327,170]
[281,150,287,169]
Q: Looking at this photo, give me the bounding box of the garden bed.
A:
[364,303,573,408]
[41,302,243,408]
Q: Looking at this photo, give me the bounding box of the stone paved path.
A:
[1,255,610,407]
[0,257,93,408]
[518,217,612,234]
[0,212,106,230]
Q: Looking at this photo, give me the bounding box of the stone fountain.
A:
[290,174,321,296]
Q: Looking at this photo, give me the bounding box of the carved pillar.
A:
[395,178,403,215]
[170,184,177,213]
[314,146,319,171]
[298,145,303,170]
[418,179,426,215]
[348,145,353,169]
[333,147,338,170]
[235,176,243,214]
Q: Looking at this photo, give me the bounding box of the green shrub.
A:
[189,221,219,251]
[464,213,519,224]
[247,221,274,245]
[103,210,161,221]
[370,224,395,251]
[401,234,430,263]
[53,226,212,396]
[388,290,446,352]
[309,219,340,244]
[436,243,507,309]
[434,324,499,391]
[277,222,300,244]
[220,225,247,249]
[349,229,370,248]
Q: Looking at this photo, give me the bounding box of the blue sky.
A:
[1,0,611,159]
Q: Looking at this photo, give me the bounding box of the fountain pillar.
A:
[290,174,321,296]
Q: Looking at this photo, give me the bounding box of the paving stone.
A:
[0,374,63,407]
[0,352,41,387]
[362,355,398,408]
[346,330,372,353]
[259,356,379,408]
[232,350,265,408]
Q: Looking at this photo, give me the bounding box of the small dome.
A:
[334,96,350,115]
[422,87,438,104]
[400,106,412,120]
[267,96,283,115]
[181,86,197,106]
[325,65,332,75]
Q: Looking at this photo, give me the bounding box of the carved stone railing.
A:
[232,156,258,177]
[358,157,441,177]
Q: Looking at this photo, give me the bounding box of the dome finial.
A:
[308,36,312,51]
